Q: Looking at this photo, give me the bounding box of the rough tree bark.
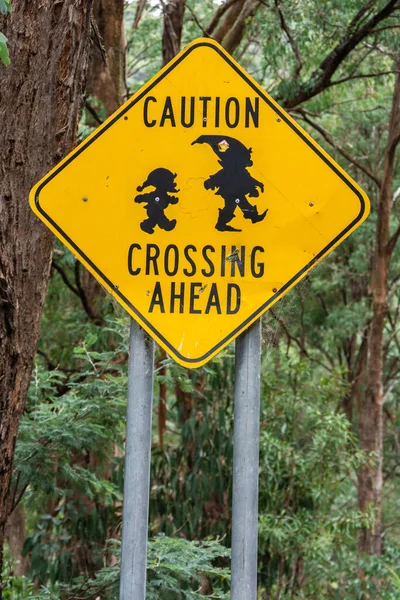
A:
[208,0,244,43]
[4,506,29,577]
[0,0,93,591]
[207,0,261,53]
[162,0,187,67]
[358,67,400,555]
[218,0,261,54]
[87,0,127,117]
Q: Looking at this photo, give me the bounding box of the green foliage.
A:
[146,535,230,599]
[19,334,127,503]
[150,352,235,540]
[2,548,34,600]
[12,322,128,585]
[124,2,162,94]
[5,537,230,599]
[256,356,374,595]
[313,545,400,599]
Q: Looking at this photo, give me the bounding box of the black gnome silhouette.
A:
[192,135,267,232]
[135,168,179,234]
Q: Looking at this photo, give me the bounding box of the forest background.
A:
[0,0,400,598]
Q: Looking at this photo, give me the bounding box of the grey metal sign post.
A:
[119,318,261,600]
[231,319,261,600]
[120,319,155,600]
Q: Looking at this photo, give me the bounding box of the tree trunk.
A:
[157,351,167,450]
[4,505,29,577]
[210,0,244,43]
[358,68,400,554]
[0,0,93,591]
[87,0,127,117]
[219,0,260,55]
[162,0,187,67]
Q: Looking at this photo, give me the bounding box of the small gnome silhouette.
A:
[135,168,179,234]
[192,135,267,232]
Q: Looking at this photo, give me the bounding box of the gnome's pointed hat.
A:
[192,135,253,168]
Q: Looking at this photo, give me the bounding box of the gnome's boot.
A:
[215,207,241,232]
[158,211,177,231]
[140,219,155,234]
[244,205,268,224]
[162,218,177,232]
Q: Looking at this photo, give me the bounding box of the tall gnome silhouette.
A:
[134,168,179,234]
[192,135,267,232]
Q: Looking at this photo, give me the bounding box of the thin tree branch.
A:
[74,261,98,323]
[386,312,400,359]
[334,44,376,83]
[348,0,379,30]
[283,0,400,108]
[52,261,80,297]
[372,24,400,33]
[36,348,57,370]
[383,375,400,402]
[36,349,81,374]
[387,223,400,256]
[294,109,381,186]
[269,308,335,372]
[382,520,400,531]
[185,3,207,35]
[133,0,147,29]
[329,69,399,87]
[11,482,30,513]
[84,99,103,125]
[9,470,21,517]
[363,40,398,61]
[273,0,303,77]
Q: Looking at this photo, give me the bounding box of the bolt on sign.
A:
[30,38,369,368]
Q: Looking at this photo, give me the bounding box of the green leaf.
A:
[0,33,10,66]
[84,332,98,347]
[0,0,11,15]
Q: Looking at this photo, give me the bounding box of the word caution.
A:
[143,96,260,129]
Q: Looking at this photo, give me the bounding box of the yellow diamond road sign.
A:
[30,38,369,368]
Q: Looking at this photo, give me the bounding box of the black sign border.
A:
[34,40,367,366]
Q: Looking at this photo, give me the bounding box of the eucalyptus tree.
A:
[0,0,94,592]
[275,59,400,554]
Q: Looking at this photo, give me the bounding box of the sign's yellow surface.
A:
[30,38,369,368]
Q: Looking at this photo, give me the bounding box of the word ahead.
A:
[128,243,265,315]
